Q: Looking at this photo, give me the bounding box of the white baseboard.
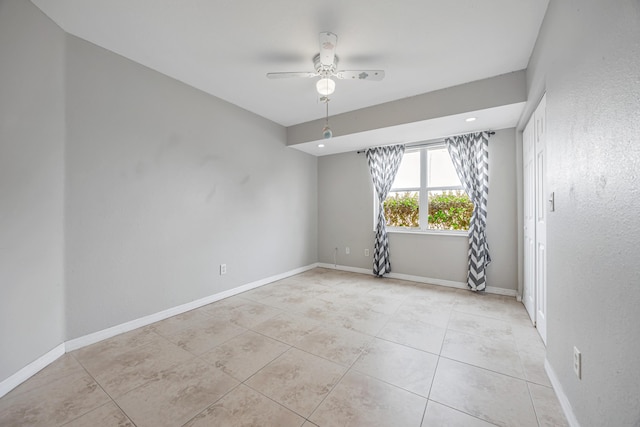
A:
[317,263,518,297]
[545,359,581,427]
[0,343,65,398]
[3,263,318,396]
[67,263,318,351]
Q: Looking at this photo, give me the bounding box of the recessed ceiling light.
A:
[465,117,477,122]
[317,143,325,148]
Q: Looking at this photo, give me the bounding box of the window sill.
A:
[386,228,468,237]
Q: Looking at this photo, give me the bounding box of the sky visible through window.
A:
[391,147,462,189]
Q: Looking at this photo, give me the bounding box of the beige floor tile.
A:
[422,401,497,427]
[324,306,390,336]
[351,338,438,397]
[355,293,406,315]
[245,348,345,417]
[1,268,555,427]
[251,313,321,346]
[453,294,532,326]
[238,284,281,302]
[409,283,461,301]
[511,323,542,347]
[160,316,247,355]
[315,288,372,306]
[63,401,134,427]
[115,357,238,427]
[264,280,330,299]
[150,308,216,336]
[447,311,516,343]
[295,324,373,366]
[331,279,381,294]
[4,354,85,399]
[80,336,194,398]
[72,327,164,369]
[430,358,538,427]
[309,370,427,427]
[200,330,290,381]
[226,300,283,328]
[377,317,446,354]
[297,268,364,288]
[393,300,454,329]
[516,336,552,387]
[259,293,317,311]
[195,297,250,321]
[184,384,304,427]
[365,279,418,299]
[528,382,569,427]
[0,370,110,427]
[294,298,346,323]
[441,330,525,379]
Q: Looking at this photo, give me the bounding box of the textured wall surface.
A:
[527,1,640,425]
[64,35,317,339]
[0,0,66,382]
[318,128,518,291]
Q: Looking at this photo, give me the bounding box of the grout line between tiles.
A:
[67,352,139,427]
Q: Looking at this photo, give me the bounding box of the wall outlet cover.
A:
[573,346,581,379]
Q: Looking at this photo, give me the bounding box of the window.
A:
[383,145,473,231]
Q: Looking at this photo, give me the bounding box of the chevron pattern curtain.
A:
[366,144,405,276]
[445,132,491,291]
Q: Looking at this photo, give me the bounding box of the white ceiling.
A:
[30,0,549,127]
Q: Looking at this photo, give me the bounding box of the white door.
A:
[534,94,548,344]
[522,120,536,323]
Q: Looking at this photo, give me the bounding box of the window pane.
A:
[384,191,419,228]
[427,148,462,187]
[392,151,420,189]
[427,190,473,230]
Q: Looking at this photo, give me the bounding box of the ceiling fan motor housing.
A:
[313,53,338,77]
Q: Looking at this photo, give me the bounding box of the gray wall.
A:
[0,0,66,382]
[318,128,518,291]
[1,0,317,384]
[64,35,317,339]
[526,1,640,425]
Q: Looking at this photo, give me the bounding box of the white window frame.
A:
[376,143,469,235]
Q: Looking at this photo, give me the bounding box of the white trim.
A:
[3,263,318,397]
[545,359,581,427]
[0,343,65,398]
[386,228,468,237]
[66,263,318,351]
[317,263,517,297]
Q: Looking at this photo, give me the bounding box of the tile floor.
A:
[0,268,568,426]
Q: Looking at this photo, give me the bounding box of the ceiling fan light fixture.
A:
[316,78,335,96]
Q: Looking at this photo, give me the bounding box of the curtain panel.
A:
[445,132,491,291]
[365,144,405,276]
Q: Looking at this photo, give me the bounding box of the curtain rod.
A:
[356,131,495,154]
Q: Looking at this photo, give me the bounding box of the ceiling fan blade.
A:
[335,70,385,81]
[319,32,338,67]
[266,71,318,79]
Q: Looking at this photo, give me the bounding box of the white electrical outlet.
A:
[345,247,350,255]
[364,248,370,257]
[220,264,227,275]
[573,346,582,379]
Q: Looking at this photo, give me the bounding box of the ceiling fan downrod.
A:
[322,97,332,139]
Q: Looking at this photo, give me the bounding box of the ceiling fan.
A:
[266,32,385,97]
